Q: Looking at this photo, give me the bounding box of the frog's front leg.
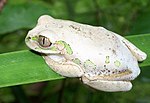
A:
[115,33,147,61]
[82,76,132,92]
[43,56,84,77]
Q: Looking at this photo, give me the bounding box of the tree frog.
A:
[25,15,147,92]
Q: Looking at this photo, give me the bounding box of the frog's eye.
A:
[38,35,52,47]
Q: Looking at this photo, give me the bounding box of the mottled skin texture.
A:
[25,15,147,92]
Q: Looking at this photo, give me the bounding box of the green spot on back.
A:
[56,40,73,55]
[56,40,65,47]
[73,58,81,65]
[114,60,121,67]
[84,59,96,69]
[65,44,73,55]
[105,56,110,64]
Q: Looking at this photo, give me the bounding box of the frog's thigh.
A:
[43,56,84,77]
[115,34,147,61]
[82,77,132,92]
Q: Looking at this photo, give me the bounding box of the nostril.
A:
[26,36,31,40]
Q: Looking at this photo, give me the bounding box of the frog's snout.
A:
[25,35,36,50]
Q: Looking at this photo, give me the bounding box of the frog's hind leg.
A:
[82,76,132,92]
[114,33,147,61]
[43,56,84,77]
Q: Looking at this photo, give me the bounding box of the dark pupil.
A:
[38,35,52,47]
[42,37,46,45]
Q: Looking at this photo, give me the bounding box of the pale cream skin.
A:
[25,15,147,92]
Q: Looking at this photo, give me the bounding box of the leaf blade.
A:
[0,50,64,88]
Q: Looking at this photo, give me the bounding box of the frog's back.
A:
[54,19,139,79]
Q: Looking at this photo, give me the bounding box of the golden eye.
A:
[38,35,52,47]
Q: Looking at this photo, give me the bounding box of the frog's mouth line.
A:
[85,69,134,81]
[98,69,133,80]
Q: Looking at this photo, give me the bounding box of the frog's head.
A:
[25,29,61,54]
[25,15,64,54]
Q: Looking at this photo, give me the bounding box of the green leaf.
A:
[0,50,64,88]
[0,34,149,88]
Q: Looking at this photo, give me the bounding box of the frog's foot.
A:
[115,34,147,61]
[43,56,84,77]
[81,76,132,92]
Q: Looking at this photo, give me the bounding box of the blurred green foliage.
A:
[0,0,150,103]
